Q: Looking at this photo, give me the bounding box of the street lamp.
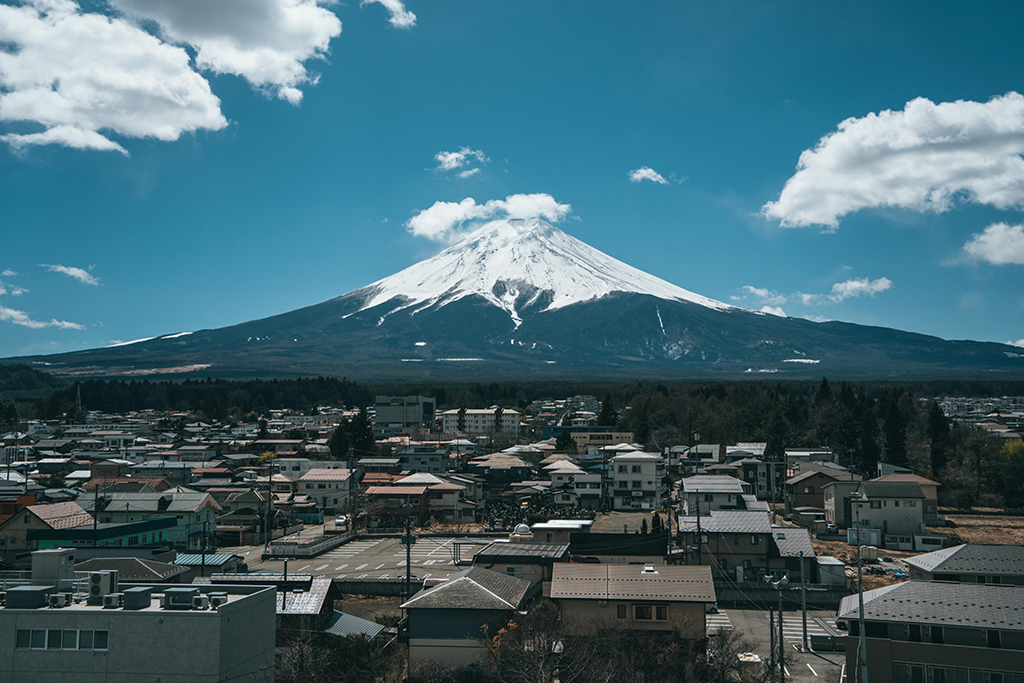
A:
[764,573,789,683]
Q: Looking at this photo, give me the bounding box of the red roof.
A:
[30,502,93,530]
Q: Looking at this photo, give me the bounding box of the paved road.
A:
[231,535,497,582]
[726,609,846,683]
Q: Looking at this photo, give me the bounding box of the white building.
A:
[611,453,665,511]
[298,468,352,513]
[440,409,521,436]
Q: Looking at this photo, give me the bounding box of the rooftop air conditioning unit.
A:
[102,593,124,609]
[192,595,210,610]
[89,571,118,602]
[48,593,69,608]
[208,593,229,609]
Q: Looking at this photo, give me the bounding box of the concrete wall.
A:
[0,587,276,683]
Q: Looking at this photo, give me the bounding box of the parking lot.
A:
[239,535,498,582]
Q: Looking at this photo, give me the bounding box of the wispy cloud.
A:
[1,270,17,277]
[457,168,481,179]
[830,277,892,301]
[737,276,892,308]
[408,193,571,242]
[741,285,786,306]
[40,264,99,286]
[628,166,669,185]
[0,304,84,330]
[361,0,417,29]
[962,222,1024,266]
[1008,339,1024,348]
[762,92,1024,229]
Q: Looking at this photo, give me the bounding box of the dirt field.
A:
[931,512,1024,545]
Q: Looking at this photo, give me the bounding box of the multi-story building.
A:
[374,396,436,437]
[0,554,275,682]
[80,491,222,550]
[275,457,350,478]
[680,475,749,515]
[823,480,864,529]
[439,409,521,436]
[611,453,665,511]
[396,445,450,474]
[849,480,932,550]
[297,468,352,513]
[903,544,1024,585]
[838,581,1024,683]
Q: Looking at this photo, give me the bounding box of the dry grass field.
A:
[931,511,1024,545]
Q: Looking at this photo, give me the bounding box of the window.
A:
[905,500,916,507]
[655,605,668,620]
[617,605,626,618]
[751,535,759,545]
[803,486,815,494]
[743,559,751,569]
[506,566,524,578]
[929,626,943,644]
[62,630,77,650]
[47,630,61,650]
[634,605,653,620]
[16,630,30,649]
[987,630,1001,649]
[618,466,627,473]
[632,481,642,489]
[632,465,642,473]
[31,629,45,649]
[870,501,882,509]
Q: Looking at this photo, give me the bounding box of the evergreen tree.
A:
[813,377,833,407]
[650,513,662,534]
[493,406,504,434]
[761,405,788,463]
[856,406,881,476]
[555,429,576,454]
[257,418,268,439]
[882,393,908,466]
[641,517,648,534]
[926,401,951,475]
[457,406,467,433]
[328,420,350,461]
[597,393,616,427]
[349,407,375,456]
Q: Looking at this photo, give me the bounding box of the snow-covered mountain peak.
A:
[351,218,732,326]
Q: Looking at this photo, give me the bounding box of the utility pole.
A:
[695,492,702,566]
[263,460,274,554]
[201,520,207,577]
[801,551,809,652]
[769,607,775,678]
[404,494,412,601]
[855,491,868,683]
[778,581,785,682]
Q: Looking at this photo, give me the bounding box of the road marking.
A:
[784,667,790,678]
[423,560,436,565]
[297,564,310,572]
[421,574,431,581]
[337,574,346,579]
[375,563,386,570]
[357,573,368,579]
[335,564,348,570]
[355,564,368,570]
[807,664,818,677]
[315,564,329,571]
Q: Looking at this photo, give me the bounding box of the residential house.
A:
[871,473,942,525]
[0,501,93,553]
[680,475,748,515]
[364,486,430,528]
[823,480,865,530]
[550,564,715,638]
[276,457,350,478]
[676,510,773,583]
[401,566,532,667]
[838,582,1024,683]
[472,541,569,596]
[849,480,932,551]
[733,458,787,501]
[904,544,1024,585]
[397,445,450,474]
[80,490,222,550]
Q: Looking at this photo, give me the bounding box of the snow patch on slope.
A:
[349,218,732,325]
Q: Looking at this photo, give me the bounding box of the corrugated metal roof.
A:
[857,481,925,499]
[681,475,744,494]
[174,553,238,566]
[771,528,815,558]
[473,541,569,562]
[364,486,428,495]
[401,567,530,610]
[677,510,772,534]
[324,611,386,639]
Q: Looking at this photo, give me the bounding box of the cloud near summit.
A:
[762,92,1024,229]
[407,193,572,242]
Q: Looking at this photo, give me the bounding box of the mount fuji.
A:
[8,218,1024,379]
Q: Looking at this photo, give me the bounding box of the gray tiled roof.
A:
[401,566,530,611]
[550,564,716,602]
[681,475,744,494]
[857,481,925,500]
[838,581,1024,631]
[771,528,815,558]
[678,510,772,534]
[473,541,569,562]
[904,544,1024,576]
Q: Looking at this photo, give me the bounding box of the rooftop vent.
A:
[123,586,153,611]
[162,587,200,610]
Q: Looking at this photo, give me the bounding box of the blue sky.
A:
[2,0,1023,358]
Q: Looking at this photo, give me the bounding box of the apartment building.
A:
[374,395,436,437]
[611,453,665,511]
[903,544,1024,585]
[439,409,521,435]
[838,581,1024,683]
[297,468,352,513]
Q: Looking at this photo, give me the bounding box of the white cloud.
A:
[435,147,488,171]
[457,168,481,179]
[1,270,16,277]
[0,282,29,296]
[40,263,99,286]
[830,277,892,301]
[407,193,572,242]
[361,0,416,29]
[628,166,669,185]
[962,222,1024,266]
[762,92,1024,229]
[0,0,227,154]
[1008,339,1024,348]
[760,305,786,317]
[111,0,342,105]
[0,304,84,330]
[741,285,787,306]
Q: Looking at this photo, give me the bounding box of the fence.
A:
[267,529,356,558]
[0,570,91,596]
